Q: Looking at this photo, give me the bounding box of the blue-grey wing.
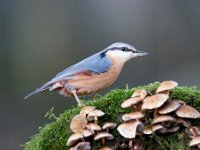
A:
[50,51,112,83]
[24,50,112,99]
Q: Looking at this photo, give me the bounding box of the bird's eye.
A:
[121,47,128,51]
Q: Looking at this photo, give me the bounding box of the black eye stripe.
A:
[108,47,132,52]
[121,47,130,51]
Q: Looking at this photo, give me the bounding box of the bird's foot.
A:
[78,100,85,106]
[71,89,85,106]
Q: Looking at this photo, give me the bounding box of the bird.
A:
[25,42,148,105]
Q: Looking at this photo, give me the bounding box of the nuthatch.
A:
[25,42,148,105]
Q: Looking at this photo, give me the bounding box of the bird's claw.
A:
[78,100,85,106]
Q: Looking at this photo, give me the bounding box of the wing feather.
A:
[25,50,112,99]
[47,50,112,84]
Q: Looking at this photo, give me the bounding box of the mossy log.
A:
[24,82,200,150]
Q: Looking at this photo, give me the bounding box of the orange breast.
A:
[57,53,125,97]
[68,64,122,95]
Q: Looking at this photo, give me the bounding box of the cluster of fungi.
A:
[118,80,200,149]
[67,81,200,150]
[67,106,116,150]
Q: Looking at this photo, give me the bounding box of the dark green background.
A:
[1,0,200,149]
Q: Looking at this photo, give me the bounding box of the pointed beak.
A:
[135,50,149,56]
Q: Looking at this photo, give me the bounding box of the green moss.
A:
[24,82,200,150]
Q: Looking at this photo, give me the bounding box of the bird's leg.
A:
[71,90,85,106]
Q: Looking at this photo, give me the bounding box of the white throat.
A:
[106,50,137,64]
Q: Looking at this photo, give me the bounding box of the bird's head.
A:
[105,42,148,63]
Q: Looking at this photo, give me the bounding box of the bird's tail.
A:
[24,84,51,99]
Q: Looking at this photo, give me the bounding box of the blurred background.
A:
[1,0,200,149]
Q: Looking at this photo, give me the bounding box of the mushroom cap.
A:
[142,94,169,110]
[86,123,101,132]
[94,132,114,140]
[70,115,88,133]
[80,106,96,116]
[143,124,165,135]
[161,90,170,95]
[132,89,147,99]
[98,147,112,150]
[122,111,145,122]
[143,128,153,135]
[175,99,186,105]
[69,142,91,150]
[188,127,200,138]
[166,126,180,133]
[117,121,142,139]
[189,137,200,146]
[175,105,200,119]
[121,97,143,108]
[67,133,83,146]
[156,80,178,94]
[87,109,105,121]
[102,122,117,130]
[175,118,191,127]
[158,100,181,114]
[82,129,93,137]
[151,115,176,124]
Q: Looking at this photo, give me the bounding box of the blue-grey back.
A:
[46,49,112,85]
